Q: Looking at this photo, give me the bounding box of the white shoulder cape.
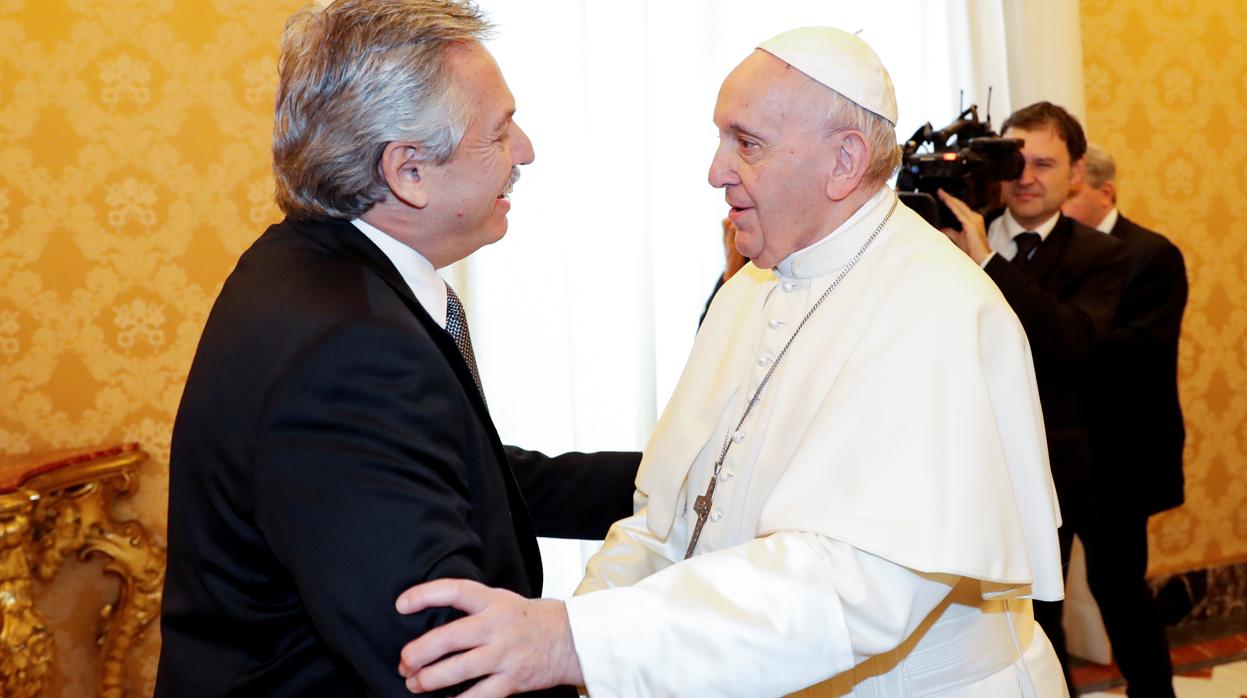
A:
[639,204,1064,600]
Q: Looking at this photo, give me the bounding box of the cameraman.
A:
[937,101,1133,696]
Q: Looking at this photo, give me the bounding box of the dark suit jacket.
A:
[1085,214,1187,515]
[982,212,1131,519]
[155,217,639,697]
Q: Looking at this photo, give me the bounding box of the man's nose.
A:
[512,122,535,165]
[1016,161,1036,186]
[708,147,736,189]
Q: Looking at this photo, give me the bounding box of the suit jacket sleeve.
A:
[252,319,488,698]
[505,446,639,540]
[1109,241,1187,353]
[983,236,1131,365]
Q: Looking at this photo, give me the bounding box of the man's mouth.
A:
[499,167,520,200]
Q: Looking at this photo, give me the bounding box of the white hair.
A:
[1082,143,1117,188]
[819,89,901,186]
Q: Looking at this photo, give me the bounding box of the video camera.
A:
[896,104,1024,230]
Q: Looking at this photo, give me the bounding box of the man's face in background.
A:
[1062,175,1114,230]
[1002,124,1084,229]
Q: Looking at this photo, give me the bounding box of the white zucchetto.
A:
[758,27,898,126]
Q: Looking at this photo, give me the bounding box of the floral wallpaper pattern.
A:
[1,1,1243,695]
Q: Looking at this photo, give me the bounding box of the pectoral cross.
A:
[684,469,719,559]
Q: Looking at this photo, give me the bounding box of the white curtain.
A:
[450,0,1086,599]
[952,0,1086,123]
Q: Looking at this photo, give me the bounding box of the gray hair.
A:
[1082,143,1116,188]
[273,0,492,220]
[819,89,901,187]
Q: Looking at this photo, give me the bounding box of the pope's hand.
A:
[395,579,583,697]
[936,189,992,264]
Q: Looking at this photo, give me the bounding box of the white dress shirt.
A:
[351,218,448,328]
[983,208,1062,267]
[1092,207,1119,234]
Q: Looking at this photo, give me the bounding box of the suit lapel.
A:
[284,218,544,592]
[291,219,494,416]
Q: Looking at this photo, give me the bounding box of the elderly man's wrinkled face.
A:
[425,43,535,261]
[709,51,838,270]
[1062,176,1114,230]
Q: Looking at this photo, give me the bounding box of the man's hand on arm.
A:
[393,533,958,697]
[936,189,993,264]
[395,580,582,697]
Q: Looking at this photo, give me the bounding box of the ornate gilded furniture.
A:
[0,443,165,698]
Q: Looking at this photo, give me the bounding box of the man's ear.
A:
[1102,180,1117,205]
[1069,156,1086,190]
[825,130,870,201]
[379,141,430,209]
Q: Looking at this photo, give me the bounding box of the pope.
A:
[394,27,1069,698]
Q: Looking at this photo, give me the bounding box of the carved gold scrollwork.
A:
[0,491,53,698]
[79,474,166,698]
[20,449,164,698]
[30,485,84,581]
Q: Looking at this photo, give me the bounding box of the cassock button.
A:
[709,510,723,523]
[731,431,746,443]
[719,470,734,482]
[768,318,786,329]
[756,355,773,367]
[782,281,796,292]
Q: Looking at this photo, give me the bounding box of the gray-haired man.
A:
[155,2,637,695]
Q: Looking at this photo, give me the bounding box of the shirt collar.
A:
[1095,207,1119,234]
[774,185,895,280]
[1001,207,1061,242]
[351,218,448,328]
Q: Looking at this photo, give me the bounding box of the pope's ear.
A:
[825,129,869,201]
[379,142,430,209]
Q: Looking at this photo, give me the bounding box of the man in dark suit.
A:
[1061,144,1187,697]
[938,102,1133,694]
[154,2,637,696]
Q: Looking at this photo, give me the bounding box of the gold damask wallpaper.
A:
[1080,0,1247,576]
[1,1,303,694]
[0,0,1244,696]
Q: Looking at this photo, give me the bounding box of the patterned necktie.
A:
[1011,231,1041,269]
[444,283,486,403]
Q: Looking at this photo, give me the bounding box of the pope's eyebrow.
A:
[726,122,766,142]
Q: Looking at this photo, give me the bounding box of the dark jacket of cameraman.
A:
[981,209,1131,519]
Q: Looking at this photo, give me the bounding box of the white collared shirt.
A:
[351,218,448,328]
[983,208,1062,267]
[1094,207,1119,234]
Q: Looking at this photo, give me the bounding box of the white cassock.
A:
[564,186,1069,697]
